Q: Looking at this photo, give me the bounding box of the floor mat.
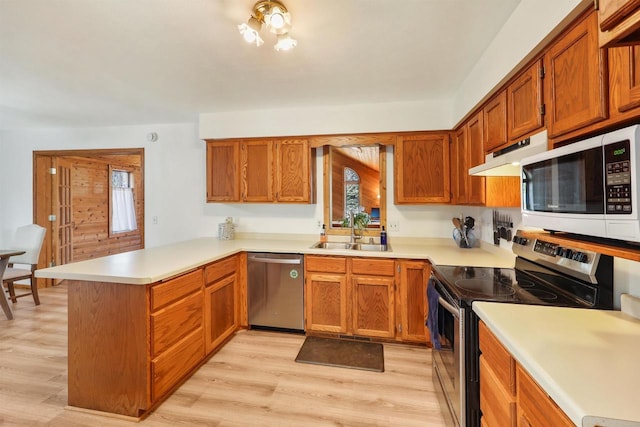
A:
[295,336,384,372]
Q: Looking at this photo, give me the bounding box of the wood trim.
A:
[308,132,397,148]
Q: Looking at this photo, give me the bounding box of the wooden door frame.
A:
[33,148,145,287]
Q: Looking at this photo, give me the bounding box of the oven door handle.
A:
[438,296,460,319]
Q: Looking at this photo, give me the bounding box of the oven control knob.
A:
[575,252,588,263]
[564,249,574,259]
[555,247,565,257]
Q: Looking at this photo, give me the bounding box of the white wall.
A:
[453,0,584,122]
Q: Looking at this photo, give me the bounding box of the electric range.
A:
[429,230,614,427]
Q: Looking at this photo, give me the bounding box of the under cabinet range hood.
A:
[469,130,548,176]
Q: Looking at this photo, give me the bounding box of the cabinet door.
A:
[479,355,517,427]
[242,140,273,202]
[507,59,543,141]
[466,112,486,205]
[207,141,240,202]
[451,127,468,204]
[305,272,348,333]
[398,260,430,343]
[352,275,395,338]
[545,11,607,138]
[275,138,312,202]
[610,45,640,117]
[204,274,237,354]
[483,91,508,153]
[395,133,450,204]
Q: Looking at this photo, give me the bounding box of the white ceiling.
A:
[0,0,522,130]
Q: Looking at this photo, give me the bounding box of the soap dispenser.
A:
[380,226,387,246]
[320,224,327,243]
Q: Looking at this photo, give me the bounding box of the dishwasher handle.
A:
[247,255,302,265]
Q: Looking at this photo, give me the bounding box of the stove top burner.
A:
[454,278,516,297]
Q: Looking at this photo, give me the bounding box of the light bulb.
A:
[268,7,286,29]
[274,33,297,51]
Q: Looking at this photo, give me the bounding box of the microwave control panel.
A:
[605,140,632,214]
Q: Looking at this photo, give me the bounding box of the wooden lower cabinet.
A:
[479,320,573,427]
[305,255,430,343]
[305,255,348,333]
[67,256,242,418]
[517,364,574,427]
[397,260,430,343]
[204,255,239,353]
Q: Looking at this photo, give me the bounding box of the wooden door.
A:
[507,59,544,141]
[204,274,237,354]
[206,141,240,202]
[242,140,273,202]
[451,127,468,204]
[304,272,348,333]
[598,0,640,47]
[483,91,508,153]
[275,138,311,202]
[394,133,450,204]
[352,276,395,338]
[545,11,607,138]
[398,260,430,343]
[55,159,73,267]
[466,112,486,205]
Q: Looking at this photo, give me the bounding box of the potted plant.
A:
[342,212,370,235]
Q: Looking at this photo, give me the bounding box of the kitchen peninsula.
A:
[36,235,514,418]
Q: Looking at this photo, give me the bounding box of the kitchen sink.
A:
[310,241,391,252]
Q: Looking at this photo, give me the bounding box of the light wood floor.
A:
[0,284,447,426]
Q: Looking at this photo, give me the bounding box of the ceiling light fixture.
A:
[238,0,297,51]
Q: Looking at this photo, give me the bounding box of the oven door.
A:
[432,278,465,427]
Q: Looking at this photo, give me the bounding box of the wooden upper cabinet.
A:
[206,138,313,204]
[483,91,507,153]
[275,138,312,203]
[598,0,640,47]
[609,45,640,120]
[507,59,544,141]
[545,11,607,139]
[395,132,450,204]
[243,140,273,202]
[466,112,485,205]
[451,126,468,204]
[206,141,240,202]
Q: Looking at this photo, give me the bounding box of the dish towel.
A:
[426,278,441,350]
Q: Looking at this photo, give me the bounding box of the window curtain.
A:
[112,187,137,233]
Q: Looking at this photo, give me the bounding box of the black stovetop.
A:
[432,259,600,309]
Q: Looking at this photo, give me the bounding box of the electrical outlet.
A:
[316,220,322,228]
[152,216,158,225]
[387,220,400,232]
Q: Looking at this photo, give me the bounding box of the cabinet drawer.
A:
[204,255,238,285]
[351,258,395,276]
[517,364,574,427]
[480,355,516,427]
[305,255,347,273]
[151,327,205,401]
[151,269,203,311]
[479,320,516,394]
[151,291,203,356]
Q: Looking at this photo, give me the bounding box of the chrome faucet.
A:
[349,210,362,243]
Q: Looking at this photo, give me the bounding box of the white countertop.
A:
[473,302,640,427]
[35,235,515,284]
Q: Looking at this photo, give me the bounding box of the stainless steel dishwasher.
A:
[247,253,304,332]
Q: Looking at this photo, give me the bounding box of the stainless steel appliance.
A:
[521,124,640,243]
[429,230,614,427]
[247,253,304,331]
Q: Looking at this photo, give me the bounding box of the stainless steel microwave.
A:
[521,124,640,243]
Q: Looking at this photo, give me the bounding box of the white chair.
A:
[2,224,46,305]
